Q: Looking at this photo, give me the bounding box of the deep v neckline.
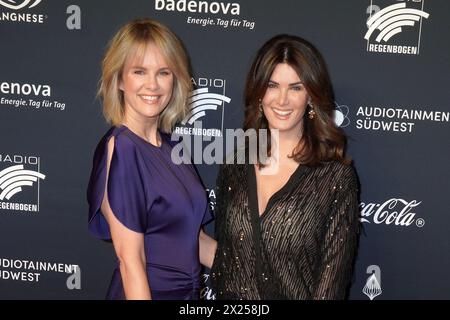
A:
[247,163,307,220]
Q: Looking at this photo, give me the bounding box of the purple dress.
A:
[87,126,212,300]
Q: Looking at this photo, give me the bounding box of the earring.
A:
[308,101,316,119]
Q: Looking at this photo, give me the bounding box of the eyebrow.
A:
[269,80,303,86]
[129,66,171,71]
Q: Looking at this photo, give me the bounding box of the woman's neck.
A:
[122,113,160,146]
[271,128,303,162]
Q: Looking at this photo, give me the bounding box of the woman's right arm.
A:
[101,137,151,300]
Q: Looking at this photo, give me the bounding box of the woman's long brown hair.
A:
[243,34,349,166]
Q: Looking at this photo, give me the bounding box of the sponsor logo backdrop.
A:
[0,0,448,299]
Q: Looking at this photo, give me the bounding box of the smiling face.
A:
[261,63,310,137]
[119,42,174,125]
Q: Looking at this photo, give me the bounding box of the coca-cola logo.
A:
[360,198,425,227]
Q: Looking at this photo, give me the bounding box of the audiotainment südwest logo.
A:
[0,257,81,290]
[356,105,448,134]
[365,0,430,55]
[0,0,47,24]
[334,101,449,134]
[334,102,350,128]
[0,154,46,213]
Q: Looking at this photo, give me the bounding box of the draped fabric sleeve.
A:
[313,166,360,300]
[202,203,214,227]
[169,132,214,227]
[87,131,148,240]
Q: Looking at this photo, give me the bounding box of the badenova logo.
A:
[360,198,425,228]
[0,81,66,111]
[155,0,256,30]
[365,0,430,55]
[174,77,231,138]
[0,154,46,213]
[0,0,47,24]
[155,0,240,15]
[0,81,51,96]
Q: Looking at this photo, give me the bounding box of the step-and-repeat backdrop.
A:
[0,0,448,299]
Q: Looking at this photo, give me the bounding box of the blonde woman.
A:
[87,19,215,300]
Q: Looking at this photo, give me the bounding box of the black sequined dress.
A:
[210,161,360,300]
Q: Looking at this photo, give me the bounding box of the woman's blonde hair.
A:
[98,18,191,133]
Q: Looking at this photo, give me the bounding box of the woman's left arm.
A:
[313,167,360,300]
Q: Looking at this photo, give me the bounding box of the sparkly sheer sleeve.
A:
[313,166,360,300]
